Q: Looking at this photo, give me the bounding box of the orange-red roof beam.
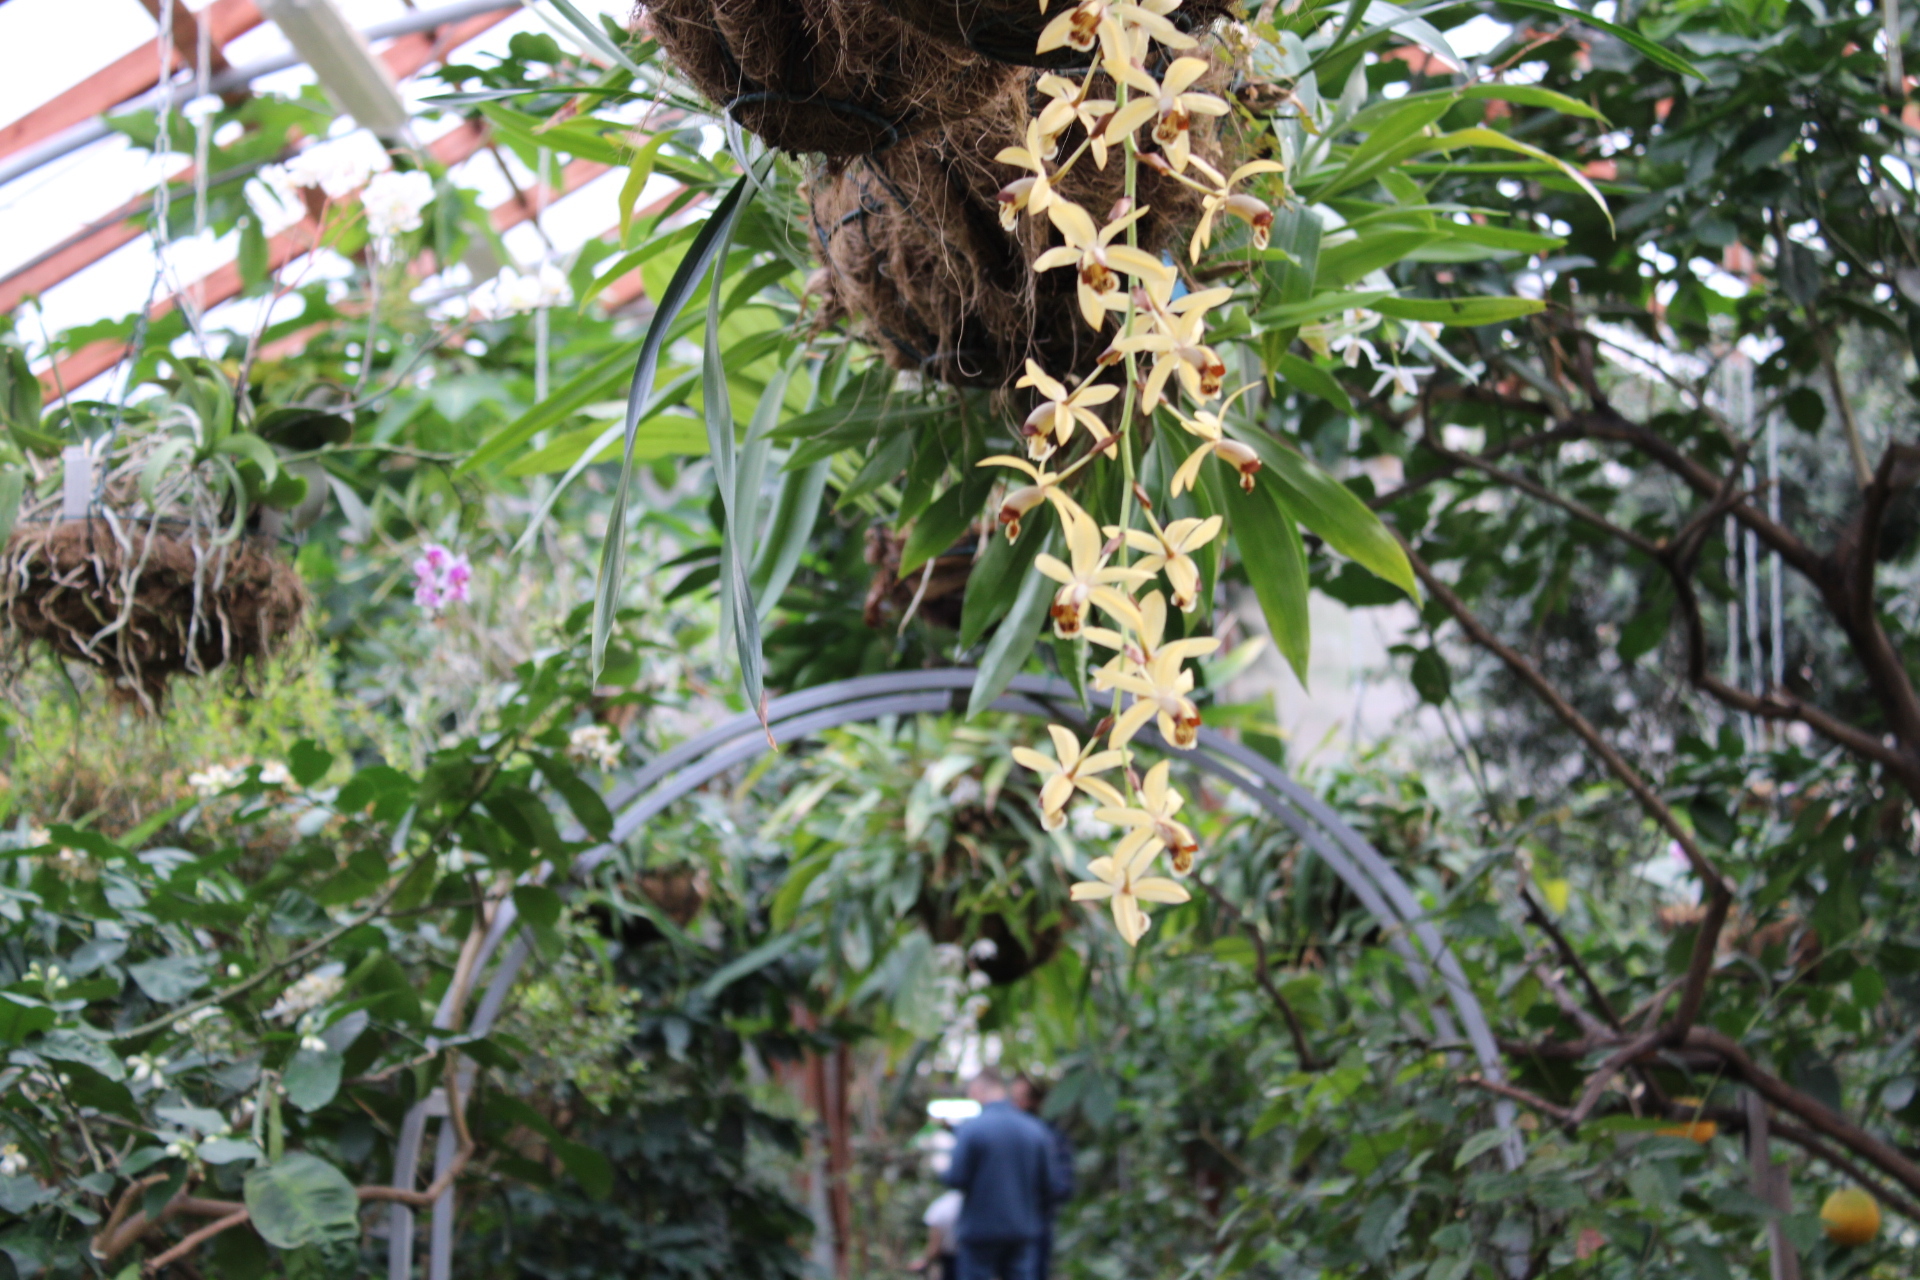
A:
[0,0,263,164]
[37,151,608,398]
[0,8,512,315]
[134,0,238,77]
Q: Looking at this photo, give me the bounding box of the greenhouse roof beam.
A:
[0,0,263,164]
[134,0,238,78]
[1,6,516,316]
[0,0,517,190]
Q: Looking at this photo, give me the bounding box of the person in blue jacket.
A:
[942,1068,1065,1280]
[1012,1074,1073,1280]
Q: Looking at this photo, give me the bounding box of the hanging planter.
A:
[889,0,1238,68]
[806,59,1240,386]
[636,0,1020,155]
[0,358,327,708]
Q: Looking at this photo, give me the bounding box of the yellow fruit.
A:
[1821,1187,1881,1247]
[1655,1098,1717,1143]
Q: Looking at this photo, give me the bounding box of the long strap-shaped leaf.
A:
[593,171,757,680]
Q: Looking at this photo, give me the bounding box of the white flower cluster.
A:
[245,132,394,237]
[566,724,622,770]
[46,847,97,882]
[362,169,435,240]
[25,962,67,993]
[468,262,572,321]
[128,1054,171,1090]
[188,762,244,797]
[265,966,344,1024]
[173,1005,223,1036]
[0,1144,26,1178]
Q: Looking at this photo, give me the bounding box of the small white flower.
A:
[49,847,98,882]
[967,938,1000,963]
[173,1007,221,1035]
[566,725,622,770]
[284,132,390,200]
[265,967,345,1024]
[26,963,67,993]
[468,262,573,321]
[360,169,435,239]
[188,763,244,798]
[947,775,983,808]
[227,963,243,978]
[1369,364,1434,400]
[1069,806,1115,841]
[128,1054,170,1089]
[258,761,293,788]
[24,826,51,849]
[0,1143,26,1177]
[299,1034,328,1053]
[245,165,307,237]
[164,1137,196,1161]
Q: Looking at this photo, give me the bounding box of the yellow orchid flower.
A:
[1103,57,1229,171]
[1011,724,1127,828]
[979,454,1071,541]
[1106,635,1215,749]
[1017,360,1121,459]
[1189,159,1285,258]
[1035,201,1172,330]
[1068,827,1189,945]
[1035,501,1154,637]
[995,121,1057,227]
[1036,73,1118,168]
[1084,589,1216,690]
[1107,515,1222,610]
[1095,760,1201,872]
[1168,385,1264,495]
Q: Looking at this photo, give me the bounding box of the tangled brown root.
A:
[2,520,306,708]
[891,0,1241,68]
[806,60,1242,386]
[638,0,1021,155]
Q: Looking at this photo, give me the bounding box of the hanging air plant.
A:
[0,353,325,708]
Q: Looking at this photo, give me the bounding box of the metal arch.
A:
[387,671,1522,1279]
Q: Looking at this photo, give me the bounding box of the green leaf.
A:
[959,510,1048,649]
[288,740,333,788]
[127,955,209,1004]
[0,469,23,549]
[1275,353,1353,415]
[617,132,673,245]
[512,885,565,932]
[463,342,639,474]
[695,933,802,1001]
[552,1138,614,1200]
[1422,127,1612,229]
[1410,647,1450,704]
[1316,231,1443,289]
[594,170,759,681]
[282,1049,342,1112]
[1224,478,1311,682]
[0,995,55,1047]
[1494,0,1706,79]
[532,755,614,841]
[1369,295,1545,325]
[750,457,831,622]
[1232,432,1418,600]
[33,1029,125,1080]
[968,524,1062,718]
[1453,1126,1514,1169]
[243,1153,360,1250]
[0,347,44,437]
[900,469,995,578]
[545,0,643,74]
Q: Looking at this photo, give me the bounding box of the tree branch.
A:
[142,1209,250,1276]
[1199,882,1325,1069]
[1519,888,1623,1031]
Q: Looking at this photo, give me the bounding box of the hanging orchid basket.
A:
[635,0,1020,155]
[0,358,327,708]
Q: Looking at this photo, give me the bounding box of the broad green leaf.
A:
[1369,295,1545,325]
[0,469,23,548]
[1223,478,1311,682]
[1421,127,1612,229]
[283,1048,342,1112]
[900,469,995,578]
[1453,1126,1515,1169]
[1316,231,1443,289]
[463,342,637,473]
[127,955,208,1003]
[695,933,802,1001]
[504,396,705,477]
[968,525,1062,718]
[244,1153,360,1249]
[617,132,673,244]
[532,755,614,840]
[959,507,1049,650]
[552,1137,614,1200]
[1275,353,1353,415]
[594,170,759,681]
[1231,431,1418,600]
[750,457,831,622]
[1252,289,1389,331]
[1410,647,1450,703]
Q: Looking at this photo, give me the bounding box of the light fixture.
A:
[257,0,412,141]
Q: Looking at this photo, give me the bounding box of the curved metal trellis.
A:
[386,671,1523,1279]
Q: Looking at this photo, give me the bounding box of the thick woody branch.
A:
[1402,540,1734,1045]
[1688,1027,1920,1202]
[142,1209,250,1276]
